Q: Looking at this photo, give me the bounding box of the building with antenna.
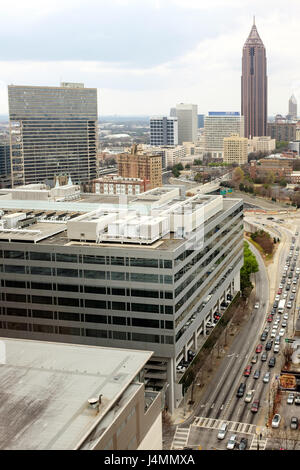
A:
[241,18,268,138]
[288,94,297,120]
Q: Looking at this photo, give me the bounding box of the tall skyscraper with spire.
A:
[241,18,267,138]
[288,94,297,120]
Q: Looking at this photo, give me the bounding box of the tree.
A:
[194,173,203,183]
[240,241,259,293]
[232,167,244,187]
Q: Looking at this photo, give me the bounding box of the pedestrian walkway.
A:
[249,435,268,450]
[193,416,257,435]
[171,426,191,450]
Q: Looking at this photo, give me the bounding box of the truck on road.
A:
[278,299,286,314]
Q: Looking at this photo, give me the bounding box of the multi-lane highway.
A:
[171,213,300,450]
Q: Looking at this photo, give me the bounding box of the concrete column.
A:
[183,343,188,361]
[234,270,240,292]
[203,318,207,336]
[166,358,175,414]
[193,330,197,350]
[210,308,213,322]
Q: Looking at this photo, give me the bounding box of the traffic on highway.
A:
[178,216,300,451]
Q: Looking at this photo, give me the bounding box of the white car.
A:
[281,321,287,328]
[287,393,295,405]
[254,302,259,309]
[227,434,237,450]
[275,295,280,301]
[279,328,285,336]
[263,372,270,383]
[274,344,280,353]
[272,414,281,428]
[279,283,284,289]
[271,330,277,338]
[292,287,297,293]
[287,302,292,309]
[293,279,297,285]
[272,323,279,330]
[283,292,288,299]
[217,422,228,440]
[283,313,289,320]
[244,390,254,403]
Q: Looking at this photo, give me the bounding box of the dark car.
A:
[273,301,278,309]
[239,438,248,450]
[261,332,268,341]
[261,352,268,362]
[253,370,260,379]
[268,357,276,367]
[251,400,260,413]
[236,383,246,398]
[265,341,273,351]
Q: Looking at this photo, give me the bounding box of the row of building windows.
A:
[2,307,174,329]
[0,265,173,284]
[2,280,174,299]
[3,295,174,315]
[0,250,173,269]
[0,320,174,344]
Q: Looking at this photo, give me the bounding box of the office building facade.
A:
[241,20,267,138]
[223,134,248,165]
[8,83,97,187]
[175,104,198,144]
[204,112,244,159]
[0,136,11,187]
[0,187,243,411]
[267,122,296,142]
[150,116,178,146]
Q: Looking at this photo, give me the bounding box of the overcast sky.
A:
[0,0,299,116]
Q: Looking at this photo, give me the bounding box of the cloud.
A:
[0,0,299,115]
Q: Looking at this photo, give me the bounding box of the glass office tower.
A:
[8,83,97,187]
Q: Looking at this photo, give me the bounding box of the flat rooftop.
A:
[0,338,152,450]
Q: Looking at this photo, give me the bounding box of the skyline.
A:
[0,0,300,116]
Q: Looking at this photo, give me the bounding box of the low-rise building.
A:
[0,337,162,450]
[247,136,276,154]
[88,175,151,196]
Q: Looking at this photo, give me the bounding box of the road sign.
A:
[285,338,295,343]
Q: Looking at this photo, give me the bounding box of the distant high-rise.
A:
[204,112,244,159]
[8,83,97,187]
[150,116,178,146]
[241,18,267,138]
[197,114,205,129]
[288,94,297,120]
[174,103,198,144]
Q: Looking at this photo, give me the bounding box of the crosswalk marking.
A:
[171,426,191,450]
[192,416,257,436]
[249,436,267,450]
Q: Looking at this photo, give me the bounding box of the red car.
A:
[277,288,282,294]
[267,315,273,323]
[256,344,263,353]
[244,365,252,377]
[251,400,260,413]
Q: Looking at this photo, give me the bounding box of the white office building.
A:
[204,112,244,159]
[150,116,178,146]
[175,104,198,144]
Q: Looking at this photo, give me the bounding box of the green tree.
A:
[194,173,203,183]
[240,241,259,293]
